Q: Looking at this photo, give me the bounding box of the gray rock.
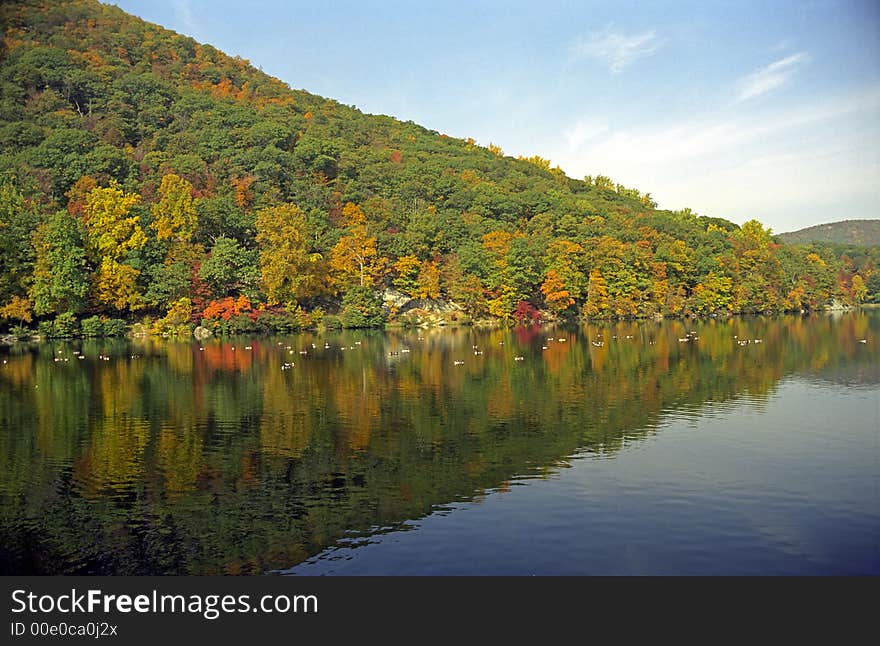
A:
[194,325,213,340]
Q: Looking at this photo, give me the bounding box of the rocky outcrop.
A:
[382,288,468,326]
[194,325,213,340]
[382,288,463,315]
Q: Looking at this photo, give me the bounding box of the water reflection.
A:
[0,312,877,574]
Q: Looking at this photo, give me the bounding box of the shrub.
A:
[340,286,385,329]
[103,319,128,337]
[10,324,31,340]
[52,312,78,337]
[81,316,104,337]
[152,298,194,336]
[37,320,54,338]
[322,315,342,330]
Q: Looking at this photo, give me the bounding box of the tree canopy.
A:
[0,0,877,334]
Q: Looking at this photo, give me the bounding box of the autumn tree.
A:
[690,272,733,314]
[415,260,441,300]
[82,182,147,311]
[392,255,421,296]
[730,220,783,312]
[583,270,609,318]
[151,173,197,243]
[256,203,323,305]
[541,269,574,315]
[83,182,145,261]
[544,239,586,304]
[851,274,867,303]
[0,295,32,330]
[330,203,379,289]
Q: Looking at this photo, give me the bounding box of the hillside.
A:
[0,0,877,336]
[778,220,880,247]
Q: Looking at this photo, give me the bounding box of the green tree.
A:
[29,211,88,316]
[0,183,39,304]
[200,236,260,298]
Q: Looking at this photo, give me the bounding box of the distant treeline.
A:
[779,220,880,247]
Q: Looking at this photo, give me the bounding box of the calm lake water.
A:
[1,312,878,575]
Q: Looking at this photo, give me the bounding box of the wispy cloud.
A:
[570,27,662,74]
[563,119,608,149]
[551,86,880,227]
[736,52,809,102]
[171,0,198,36]
[560,85,880,168]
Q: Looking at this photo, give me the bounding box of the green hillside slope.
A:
[0,0,876,337]
[779,220,880,246]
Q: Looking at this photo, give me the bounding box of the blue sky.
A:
[113,0,880,232]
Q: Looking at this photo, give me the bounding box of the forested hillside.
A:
[778,220,880,247]
[0,0,876,337]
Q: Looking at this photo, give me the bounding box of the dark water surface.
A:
[1,312,877,575]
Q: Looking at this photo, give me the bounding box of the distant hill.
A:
[778,220,880,247]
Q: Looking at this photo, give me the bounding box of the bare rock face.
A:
[383,289,462,314]
[194,326,213,340]
[382,288,411,311]
[382,288,467,326]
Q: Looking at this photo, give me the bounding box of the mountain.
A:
[778,220,880,247]
[0,0,875,335]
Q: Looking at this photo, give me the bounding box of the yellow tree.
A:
[583,269,609,318]
[851,275,867,303]
[392,255,421,297]
[545,239,586,300]
[341,202,366,226]
[331,227,378,287]
[83,183,146,262]
[255,203,323,305]
[94,258,142,311]
[83,183,147,311]
[330,203,378,288]
[0,295,32,328]
[415,260,441,299]
[151,173,197,243]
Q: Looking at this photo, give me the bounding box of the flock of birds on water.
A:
[0,332,871,371]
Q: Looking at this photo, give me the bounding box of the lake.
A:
[1,312,877,575]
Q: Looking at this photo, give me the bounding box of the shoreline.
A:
[1,306,867,345]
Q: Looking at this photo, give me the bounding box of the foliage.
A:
[151,173,196,243]
[255,203,323,305]
[0,0,875,334]
[80,315,104,337]
[29,210,88,315]
[340,285,385,328]
[513,301,541,325]
[152,297,194,336]
[41,311,78,338]
[778,220,880,247]
[102,318,128,336]
[202,295,252,321]
[0,295,33,326]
